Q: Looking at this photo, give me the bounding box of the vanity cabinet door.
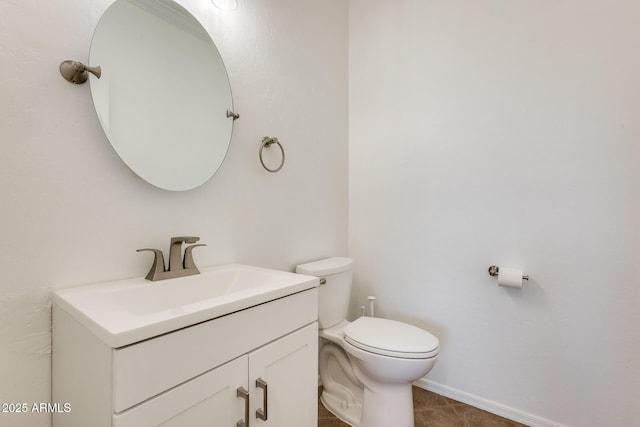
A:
[249,322,318,427]
[113,355,248,427]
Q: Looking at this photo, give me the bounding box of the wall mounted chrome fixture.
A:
[226,110,240,121]
[212,0,238,10]
[259,137,285,173]
[488,265,529,281]
[59,60,101,84]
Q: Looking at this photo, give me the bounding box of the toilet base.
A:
[320,340,363,426]
[321,383,415,427]
[320,391,361,427]
[359,382,414,427]
[319,340,417,427]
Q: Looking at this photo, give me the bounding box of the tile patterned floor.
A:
[318,386,527,427]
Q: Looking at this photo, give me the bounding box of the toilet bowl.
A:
[296,258,439,427]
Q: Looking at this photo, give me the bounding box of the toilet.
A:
[296,257,439,427]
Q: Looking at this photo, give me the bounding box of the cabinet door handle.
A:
[255,378,268,421]
[237,386,250,427]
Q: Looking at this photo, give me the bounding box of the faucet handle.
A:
[136,248,166,281]
[184,244,206,271]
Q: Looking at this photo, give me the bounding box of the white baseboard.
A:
[413,378,568,427]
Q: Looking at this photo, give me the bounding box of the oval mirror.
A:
[89,0,234,191]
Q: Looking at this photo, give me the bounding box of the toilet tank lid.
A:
[296,257,354,276]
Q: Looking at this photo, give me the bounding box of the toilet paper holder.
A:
[488,265,529,281]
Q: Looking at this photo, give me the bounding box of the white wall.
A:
[349,1,640,426]
[0,0,348,425]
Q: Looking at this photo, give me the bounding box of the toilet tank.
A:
[296,257,353,329]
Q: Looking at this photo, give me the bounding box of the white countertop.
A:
[52,264,319,348]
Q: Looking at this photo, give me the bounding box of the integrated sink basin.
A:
[52,264,319,348]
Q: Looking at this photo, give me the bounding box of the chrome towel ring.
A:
[259,137,285,173]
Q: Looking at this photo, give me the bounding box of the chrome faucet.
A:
[137,236,206,281]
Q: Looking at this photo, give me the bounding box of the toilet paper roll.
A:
[497,267,523,289]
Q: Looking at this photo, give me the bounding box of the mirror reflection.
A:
[90,0,234,191]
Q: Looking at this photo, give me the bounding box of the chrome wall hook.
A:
[60,60,101,84]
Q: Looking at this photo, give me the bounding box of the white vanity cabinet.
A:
[52,273,318,427]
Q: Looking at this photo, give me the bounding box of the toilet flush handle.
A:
[319,277,327,285]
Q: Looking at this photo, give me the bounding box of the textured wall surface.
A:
[4,1,640,426]
[0,0,348,425]
[348,1,640,426]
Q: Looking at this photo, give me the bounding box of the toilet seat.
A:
[344,317,439,359]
